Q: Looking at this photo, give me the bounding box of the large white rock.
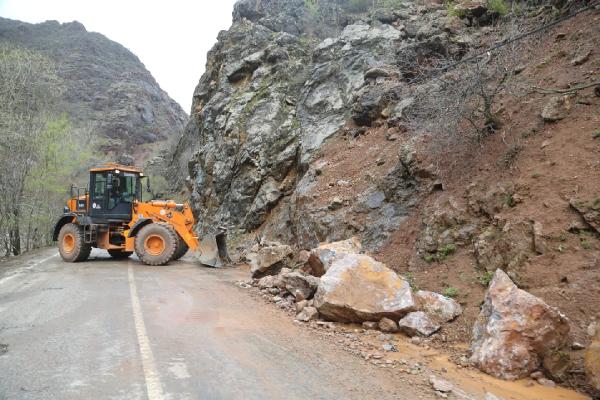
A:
[313,253,416,322]
[307,237,362,277]
[470,269,570,380]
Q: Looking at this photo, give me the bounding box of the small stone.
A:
[429,375,453,392]
[296,306,319,322]
[571,342,585,350]
[540,140,551,149]
[484,393,504,400]
[382,343,397,352]
[328,196,344,210]
[363,321,378,330]
[296,299,308,313]
[530,371,544,380]
[379,317,398,333]
[378,333,393,341]
[376,158,385,166]
[537,378,556,387]
[570,49,591,66]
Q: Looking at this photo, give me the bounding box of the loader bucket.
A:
[196,230,230,268]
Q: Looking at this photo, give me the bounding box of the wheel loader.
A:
[52,163,229,267]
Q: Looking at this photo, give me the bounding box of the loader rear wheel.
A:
[58,223,91,262]
[134,223,177,266]
[171,236,189,261]
[108,250,133,259]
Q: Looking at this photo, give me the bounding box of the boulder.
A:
[398,311,441,337]
[250,244,293,278]
[257,275,278,289]
[281,271,320,301]
[379,317,398,333]
[313,253,416,322]
[470,269,570,380]
[307,237,362,277]
[296,306,319,322]
[585,328,600,391]
[416,290,462,322]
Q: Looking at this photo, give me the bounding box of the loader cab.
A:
[88,165,142,223]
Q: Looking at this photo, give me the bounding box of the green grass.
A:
[446,1,466,18]
[580,239,591,250]
[404,273,418,291]
[488,0,509,16]
[443,286,459,298]
[593,129,600,139]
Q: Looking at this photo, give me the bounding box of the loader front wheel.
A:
[135,223,177,266]
[171,236,189,261]
[58,223,91,262]
[108,249,133,259]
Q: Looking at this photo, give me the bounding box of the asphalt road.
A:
[0,248,432,400]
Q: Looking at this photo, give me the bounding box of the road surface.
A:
[0,248,433,400]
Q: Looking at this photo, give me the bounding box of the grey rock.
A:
[541,96,568,122]
[296,306,319,322]
[429,375,453,393]
[398,311,441,337]
[378,317,398,333]
[250,244,293,278]
[416,290,462,322]
[281,271,320,301]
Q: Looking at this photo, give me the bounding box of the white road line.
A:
[0,252,58,286]
[128,265,165,400]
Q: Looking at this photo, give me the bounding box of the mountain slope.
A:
[0,17,187,156]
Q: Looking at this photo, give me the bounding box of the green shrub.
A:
[446,2,466,18]
[443,286,459,298]
[478,270,495,287]
[593,129,600,139]
[488,0,509,16]
[437,243,457,259]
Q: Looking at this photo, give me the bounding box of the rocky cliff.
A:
[0,17,187,156]
[172,0,600,395]
[171,0,476,243]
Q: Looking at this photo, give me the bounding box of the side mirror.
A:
[146,178,151,193]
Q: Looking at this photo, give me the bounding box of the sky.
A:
[0,0,238,112]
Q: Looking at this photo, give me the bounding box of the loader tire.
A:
[108,249,133,259]
[58,223,91,262]
[171,236,189,261]
[134,222,177,266]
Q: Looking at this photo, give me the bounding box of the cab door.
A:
[89,172,108,219]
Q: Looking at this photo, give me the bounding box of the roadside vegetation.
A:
[0,43,96,256]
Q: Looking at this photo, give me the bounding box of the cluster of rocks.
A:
[248,238,463,338]
[243,236,593,391]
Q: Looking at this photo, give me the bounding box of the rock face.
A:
[470,269,570,380]
[0,18,186,153]
[586,328,600,391]
[313,253,416,322]
[170,0,469,244]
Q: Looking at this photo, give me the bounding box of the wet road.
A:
[0,248,430,400]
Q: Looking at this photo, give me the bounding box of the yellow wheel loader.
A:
[52,163,229,267]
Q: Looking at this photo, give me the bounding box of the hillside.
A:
[0,17,187,160]
[168,0,600,396]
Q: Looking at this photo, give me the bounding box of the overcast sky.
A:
[0,0,238,112]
